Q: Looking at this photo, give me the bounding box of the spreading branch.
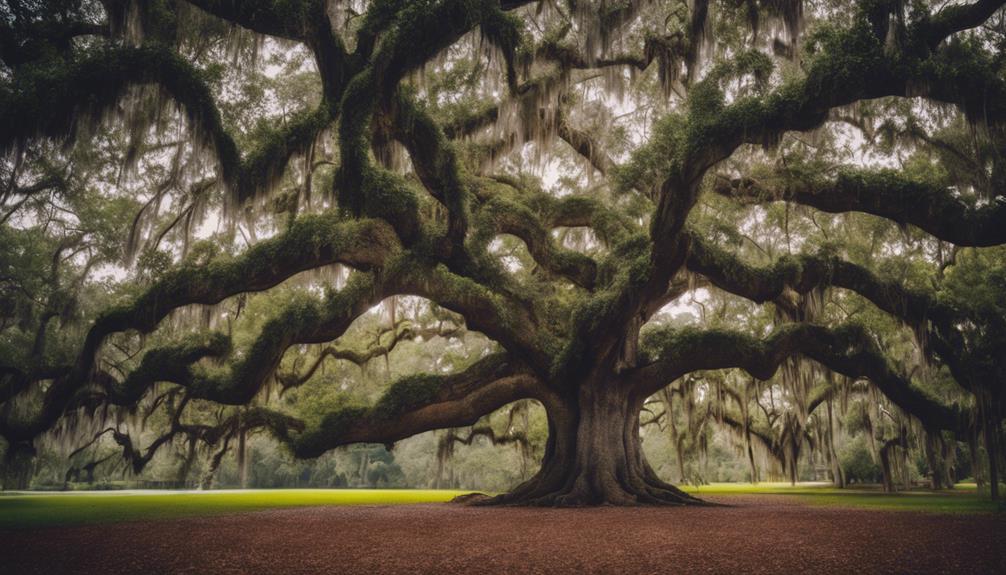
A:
[713,170,1006,247]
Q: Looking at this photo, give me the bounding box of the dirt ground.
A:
[1,495,1003,574]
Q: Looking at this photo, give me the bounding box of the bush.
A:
[840,437,882,484]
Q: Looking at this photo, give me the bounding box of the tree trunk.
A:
[986,419,1000,501]
[925,432,940,490]
[483,379,703,506]
[237,427,248,489]
[969,428,985,492]
[826,400,844,488]
[177,438,198,487]
[746,437,759,484]
[1,441,35,490]
[880,445,895,493]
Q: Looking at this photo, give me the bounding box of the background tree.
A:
[1,0,1004,504]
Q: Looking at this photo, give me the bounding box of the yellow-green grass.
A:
[0,483,999,530]
[0,489,470,530]
[682,482,1000,514]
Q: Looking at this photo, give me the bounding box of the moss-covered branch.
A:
[919,0,1006,51]
[182,0,323,41]
[76,249,555,420]
[101,270,386,408]
[290,352,544,457]
[681,20,1006,178]
[92,404,303,475]
[629,323,967,434]
[336,0,523,222]
[684,232,955,328]
[235,106,335,203]
[0,46,240,186]
[0,216,399,441]
[470,195,598,289]
[615,3,1004,370]
[393,258,559,373]
[277,321,464,390]
[557,112,617,177]
[479,176,635,245]
[0,39,344,206]
[713,169,1006,247]
[389,90,470,243]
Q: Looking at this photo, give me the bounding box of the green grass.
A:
[0,483,998,530]
[681,482,1001,514]
[0,489,470,530]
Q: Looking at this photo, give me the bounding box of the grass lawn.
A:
[0,489,470,530]
[682,482,1001,514]
[0,483,998,529]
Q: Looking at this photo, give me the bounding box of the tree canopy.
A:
[1,0,1005,504]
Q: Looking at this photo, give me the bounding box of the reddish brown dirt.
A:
[1,495,1003,574]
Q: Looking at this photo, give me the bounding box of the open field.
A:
[0,492,1002,575]
[0,489,470,529]
[0,483,999,530]
[683,482,1001,514]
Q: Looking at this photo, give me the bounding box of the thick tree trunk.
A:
[1,441,36,490]
[483,380,703,506]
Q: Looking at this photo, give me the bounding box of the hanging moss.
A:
[110,332,232,403]
[0,46,241,186]
[237,106,332,204]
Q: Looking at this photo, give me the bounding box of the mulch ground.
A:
[1,495,1003,574]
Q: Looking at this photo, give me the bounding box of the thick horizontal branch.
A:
[1,40,336,206]
[0,366,70,404]
[394,260,558,372]
[94,405,303,475]
[291,353,544,457]
[713,170,1006,247]
[629,323,966,434]
[0,18,108,68]
[0,216,399,441]
[684,232,956,328]
[90,251,555,413]
[637,2,1006,332]
[0,46,240,186]
[98,270,387,407]
[182,0,320,41]
[478,177,634,245]
[685,19,1006,177]
[471,196,598,289]
[921,0,1006,50]
[277,321,464,390]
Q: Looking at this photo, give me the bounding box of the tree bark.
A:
[483,379,703,506]
[986,419,1000,501]
[237,427,248,489]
